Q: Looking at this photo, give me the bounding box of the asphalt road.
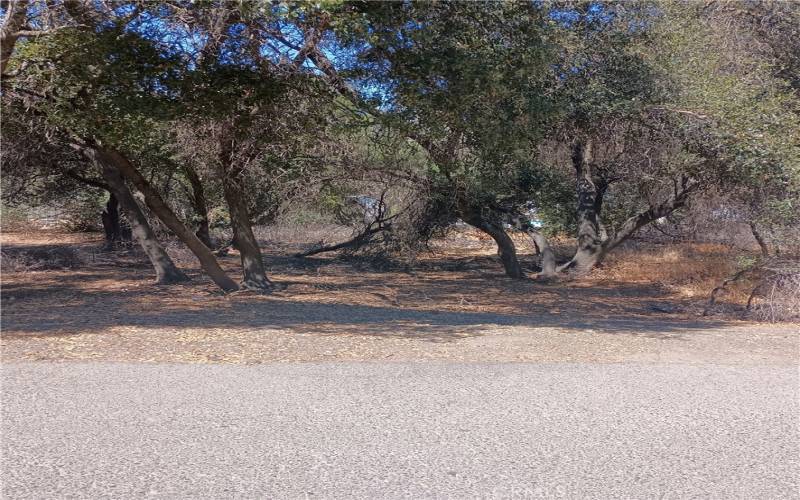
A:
[2,362,798,499]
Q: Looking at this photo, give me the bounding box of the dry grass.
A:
[431,230,758,311]
[600,241,800,322]
[601,242,742,299]
[746,261,800,322]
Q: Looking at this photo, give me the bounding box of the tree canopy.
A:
[2,0,797,288]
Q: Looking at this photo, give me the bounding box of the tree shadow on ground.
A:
[1,238,748,344]
[2,276,729,343]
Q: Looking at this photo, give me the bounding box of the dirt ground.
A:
[1,230,797,365]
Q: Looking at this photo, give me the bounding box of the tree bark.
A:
[560,139,605,273]
[464,211,524,279]
[100,148,239,292]
[502,208,555,279]
[560,142,699,275]
[182,165,213,248]
[100,192,119,250]
[220,172,273,290]
[100,192,131,250]
[528,230,556,278]
[563,176,699,271]
[89,151,188,284]
[594,178,609,242]
[1,0,29,74]
[749,221,770,257]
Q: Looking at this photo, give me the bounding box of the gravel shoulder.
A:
[3,296,797,364]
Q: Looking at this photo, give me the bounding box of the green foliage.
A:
[13,28,179,145]
[3,0,798,259]
[340,2,561,225]
[517,163,577,235]
[643,2,800,229]
[547,1,662,127]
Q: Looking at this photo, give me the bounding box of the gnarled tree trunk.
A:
[504,208,556,279]
[100,148,239,292]
[90,152,188,284]
[749,221,770,257]
[559,137,699,274]
[216,133,272,291]
[560,139,605,272]
[566,175,699,272]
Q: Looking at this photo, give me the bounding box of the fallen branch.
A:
[294,223,391,258]
[703,266,753,316]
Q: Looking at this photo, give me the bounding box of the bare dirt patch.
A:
[2,230,797,365]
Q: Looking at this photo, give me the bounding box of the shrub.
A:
[747,261,800,322]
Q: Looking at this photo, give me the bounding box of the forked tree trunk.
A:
[91,154,188,284]
[100,148,239,292]
[505,210,556,279]
[560,137,699,274]
[183,165,213,248]
[562,176,699,272]
[220,173,273,290]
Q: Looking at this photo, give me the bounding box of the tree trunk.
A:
[464,212,524,279]
[183,165,213,248]
[0,0,28,75]
[100,192,132,250]
[749,221,770,257]
[503,209,555,279]
[528,230,556,278]
[100,148,239,292]
[220,173,273,290]
[560,139,605,273]
[90,153,188,284]
[563,176,700,271]
[594,179,609,242]
[561,245,605,272]
[100,192,119,250]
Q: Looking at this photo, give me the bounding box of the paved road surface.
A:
[3,362,798,498]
